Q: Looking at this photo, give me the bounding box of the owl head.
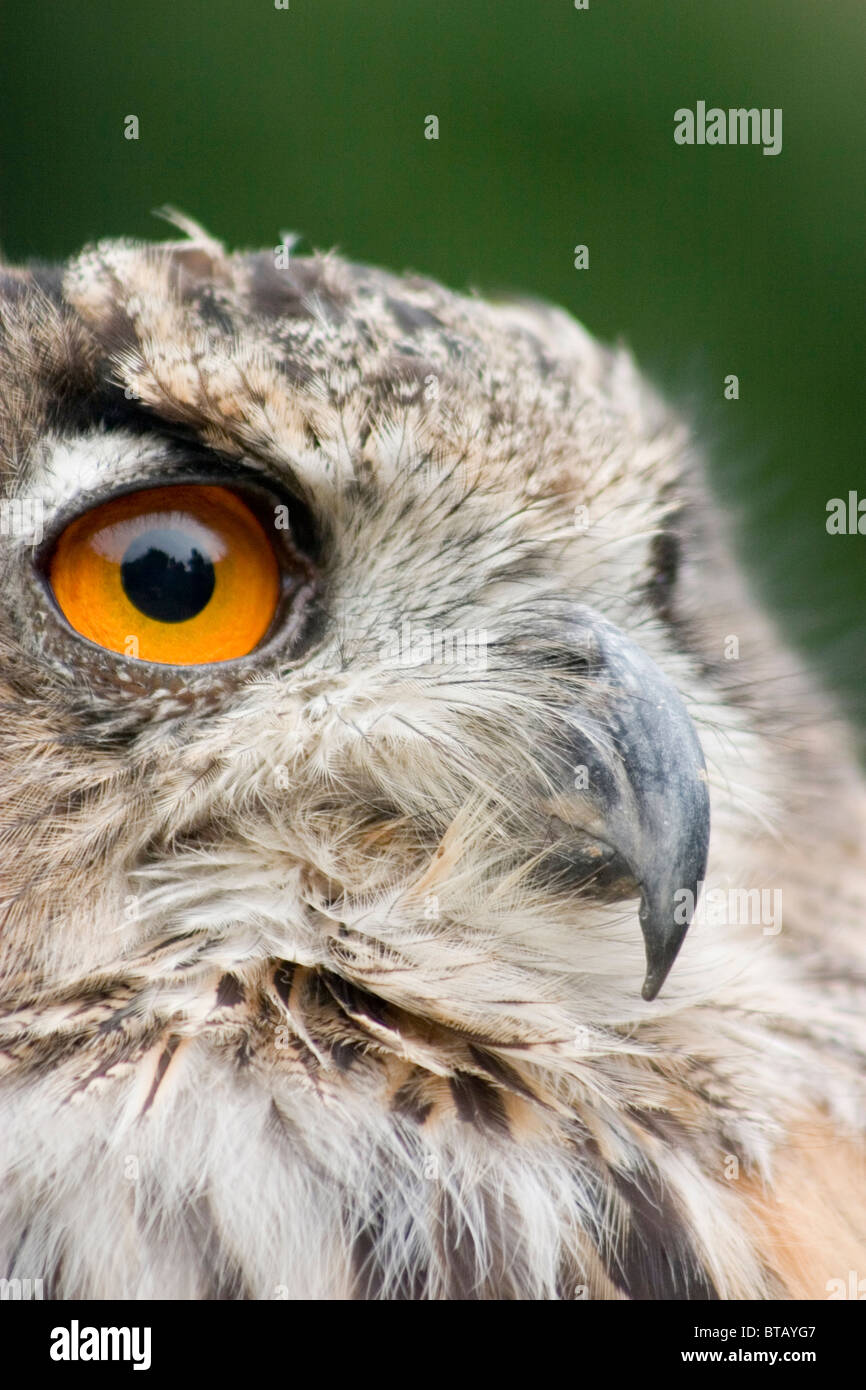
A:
[2,219,861,1300]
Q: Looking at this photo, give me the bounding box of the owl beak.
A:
[560,610,711,1001]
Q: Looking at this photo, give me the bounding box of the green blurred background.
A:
[2,1,864,726]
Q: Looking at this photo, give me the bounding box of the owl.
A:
[0,214,864,1301]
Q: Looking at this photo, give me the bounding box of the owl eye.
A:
[48,484,281,665]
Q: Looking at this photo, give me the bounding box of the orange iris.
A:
[49,485,280,665]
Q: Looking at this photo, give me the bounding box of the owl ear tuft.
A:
[151,207,232,288]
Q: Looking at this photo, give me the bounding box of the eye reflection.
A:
[120,529,216,623]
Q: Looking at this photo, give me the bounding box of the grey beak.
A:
[555,610,710,1001]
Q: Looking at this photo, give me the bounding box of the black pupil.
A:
[121,528,216,623]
